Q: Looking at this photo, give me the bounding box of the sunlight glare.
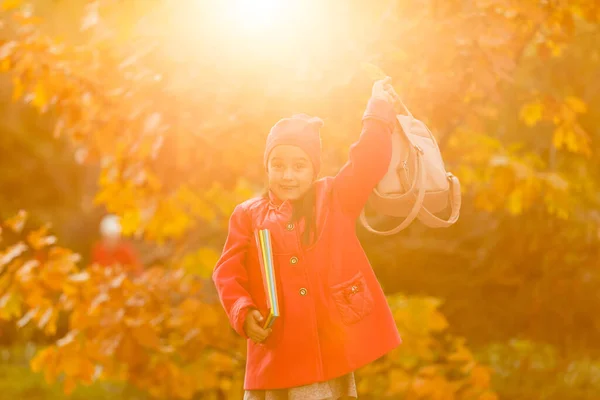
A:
[173,0,347,80]
[229,0,286,34]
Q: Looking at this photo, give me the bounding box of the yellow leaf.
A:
[0,292,22,320]
[569,4,583,17]
[429,311,449,331]
[30,347,55,373]
[0,58,10,71]
[26,224,57,250]
[12,76,23,101]
[1,0,21,11]
[31,82,48,111]
[120,210,140,236]
[546,40,563,57]
[506,188,523,215]
[564,129,580,153]
[553,125,587,154]
[519,101,543,127]
[552,125,564,148]
[4,209,27,233]
[565,96,587,113]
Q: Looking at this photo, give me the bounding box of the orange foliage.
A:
[0,0,599,398]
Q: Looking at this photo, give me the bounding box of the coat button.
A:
[290,256,298,265]
[299,288,307,296]
[286,222,295,231]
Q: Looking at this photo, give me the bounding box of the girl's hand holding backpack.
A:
[371,76,398,105]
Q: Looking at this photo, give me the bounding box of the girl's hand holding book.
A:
[244,309,273,343]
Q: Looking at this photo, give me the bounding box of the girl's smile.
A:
[279,184,299,192]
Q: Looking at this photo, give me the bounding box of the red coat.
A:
[212,98,402,390]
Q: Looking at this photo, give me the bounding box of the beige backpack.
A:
[359,99,461,235]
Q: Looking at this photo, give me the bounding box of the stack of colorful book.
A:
[254,228,280,329]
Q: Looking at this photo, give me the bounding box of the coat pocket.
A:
[331,271,374,325]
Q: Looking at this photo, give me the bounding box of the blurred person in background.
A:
[91,214,143,277]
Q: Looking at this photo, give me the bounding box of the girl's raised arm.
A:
[212,203,256,338]
[333,94,396,219]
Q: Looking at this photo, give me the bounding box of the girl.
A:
[212,78,402,399]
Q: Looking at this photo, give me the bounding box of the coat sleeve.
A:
[212,203,256,338]
[332,98,397,218]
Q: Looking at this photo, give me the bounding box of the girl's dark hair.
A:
[292,183,317,247]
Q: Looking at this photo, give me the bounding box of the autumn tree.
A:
[0,0,599,398]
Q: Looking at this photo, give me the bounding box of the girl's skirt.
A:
[243,372,357,400]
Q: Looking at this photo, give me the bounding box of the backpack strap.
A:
[416,173,461,228]
[359,148,426,235]
[390,91,413,118]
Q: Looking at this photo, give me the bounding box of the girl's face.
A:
[267,145,315,201]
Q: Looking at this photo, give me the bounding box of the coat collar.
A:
[267,189,293,213]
